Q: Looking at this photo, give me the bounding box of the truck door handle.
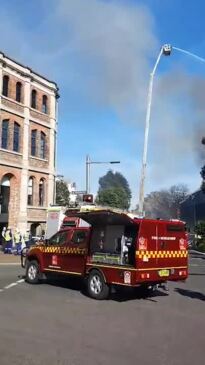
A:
[160,241,165,249]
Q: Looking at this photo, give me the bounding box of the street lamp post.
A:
[86,155,120,194]
[138,44,172,216]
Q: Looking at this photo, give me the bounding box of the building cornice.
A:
[0,51,60,98]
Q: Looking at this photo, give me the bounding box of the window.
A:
[31,130,37,156]
[1,120,9,149]
[16,82,22,102]
[31,89,37,109]
[71,230,87,244]
[2,75,9,97]
[40,132,46,159]
[49,231,67,246]
[167,224,185,232]
[42,95,48,114]
[39,179,45,206]
[13,122,20,152]
[27,177,34,205]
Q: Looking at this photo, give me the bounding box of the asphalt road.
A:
[0,254,204,365]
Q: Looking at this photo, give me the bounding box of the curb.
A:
[0,263,20,266]
[190,249,205,256]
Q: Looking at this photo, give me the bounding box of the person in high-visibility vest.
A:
[4,227,13,254]
[24,229,31,248]
[13,228,22,255]
[1,227,6,252]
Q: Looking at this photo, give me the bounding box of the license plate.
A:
[158,269,169,277]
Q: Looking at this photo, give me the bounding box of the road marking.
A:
[4,282,18,289]
[0,278,25,293]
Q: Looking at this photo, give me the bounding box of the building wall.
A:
[0,51,59,236]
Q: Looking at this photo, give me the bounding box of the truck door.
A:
[61,228,89,275]
[137,220,159,271]
[42,230,69,271]
[156,221,187,273]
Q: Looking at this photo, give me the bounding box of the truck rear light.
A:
[141,273,150,279]
[179,270,187,276]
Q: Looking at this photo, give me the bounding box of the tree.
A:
[144,184,189,219]
[97,187,129,210]
[56,180,70,206]
[200,165,205,193]
[97,170,131,209]
[194,221,205,252]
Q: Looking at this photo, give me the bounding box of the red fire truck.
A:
[21,209,188,300]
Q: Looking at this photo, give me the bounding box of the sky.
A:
[1,0,205,207]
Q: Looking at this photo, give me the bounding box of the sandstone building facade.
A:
[0,51,59,236]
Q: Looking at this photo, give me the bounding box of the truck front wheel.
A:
[26,260,40,284]
[87,270,109,300]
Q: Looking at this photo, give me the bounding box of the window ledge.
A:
[30,107,49,117]
[29,155,48,162]
[27,206,47,210]
[0,148,22,156]
[1,95,24,107]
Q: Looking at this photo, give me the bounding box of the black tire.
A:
[87,270,109,300]
[25,260,41,284]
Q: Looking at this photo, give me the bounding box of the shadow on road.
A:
[110,287,169,303]
[44,275,169,302]
[175,288,205,301]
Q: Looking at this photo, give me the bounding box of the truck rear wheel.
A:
[26,260,40,284]
[87,270,109,300]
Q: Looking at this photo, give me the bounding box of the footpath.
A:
[0,251,21,264]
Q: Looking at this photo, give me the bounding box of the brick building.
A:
[0,51,59,237]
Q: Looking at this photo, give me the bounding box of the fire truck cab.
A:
[22,209,188,300]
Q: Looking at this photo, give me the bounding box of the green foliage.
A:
[97,187,129,210]
[56,180,70,206]
[194,221,205,236]
[97,170,131,209]
[194,221,205,251]
[200,166,205,193]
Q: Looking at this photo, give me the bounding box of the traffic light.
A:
[0,194,3,205]
[83,194,93,203]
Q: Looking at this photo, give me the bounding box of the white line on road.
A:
[4,282,18,289]
[0,278,25,293]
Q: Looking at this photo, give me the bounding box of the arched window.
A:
[31,130,37,156]
[27,177,34,205]
[40,132,46,159]
[31,89,37,109]
[1,120,9,149]
[39,179,45,206]
[13,122,20,152]
[16,82,22,102]
[42,95,48,114]
[2,75,9,97]
[0,175,11,213]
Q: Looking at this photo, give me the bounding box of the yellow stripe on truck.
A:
[136,250,188,259]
